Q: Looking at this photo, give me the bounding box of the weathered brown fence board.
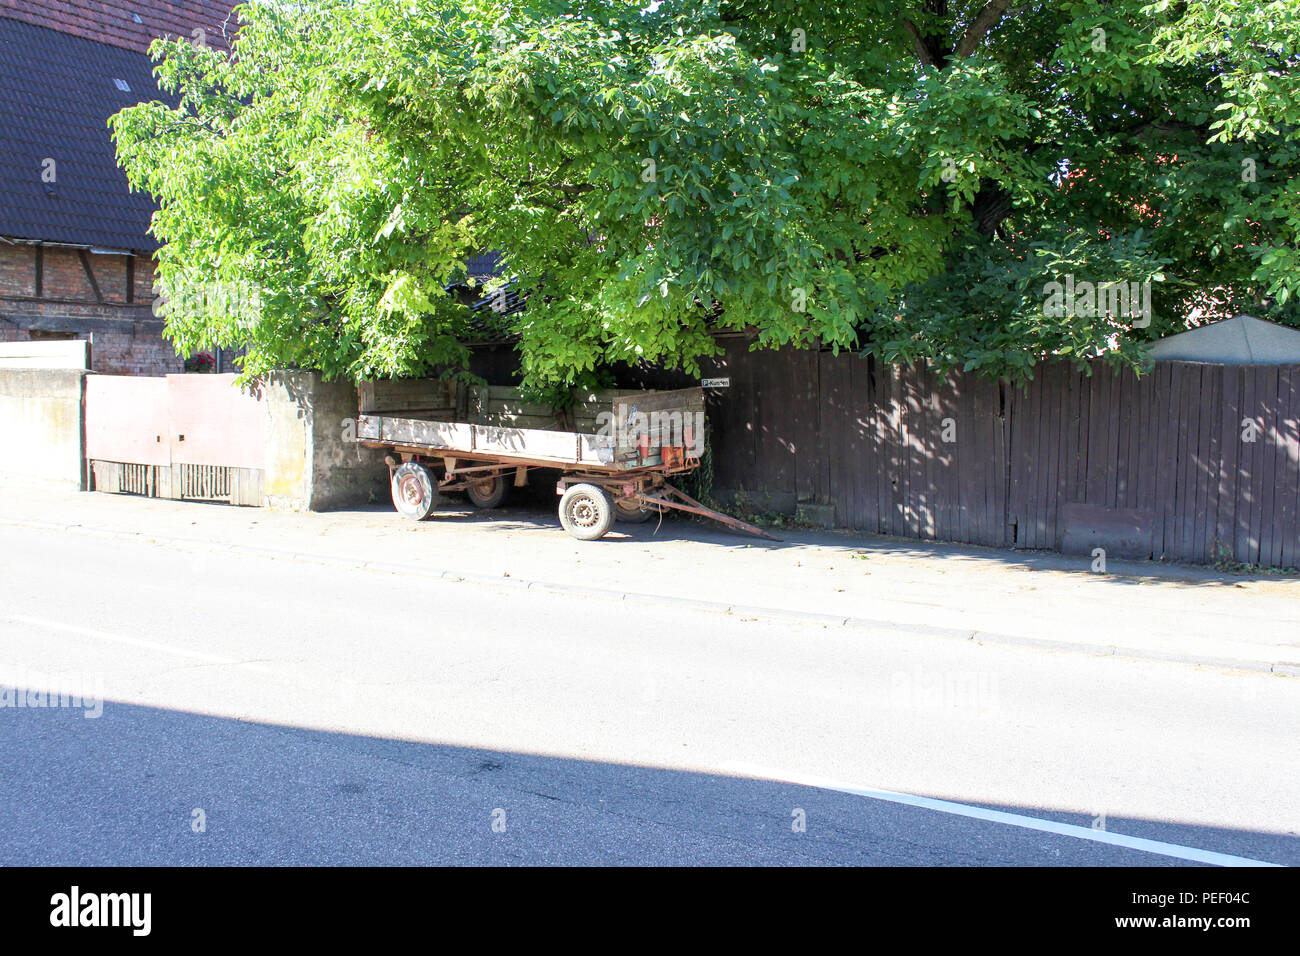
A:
[1033,370,1052,549]
[937,371,960,542]
[1086,366,1105,506]
[1196,363,1216,561]
[1246,364,1262,563]
[1257,367,1273,565]
[1242,367,1262,563]
[1042,367,1062,547]
[1266,371,1284,567]
[847,355,870,531]
[1271,366,1291,566]
[893,364,910,537]
[712,339,751,491]
[794,350,819,502]
[1103,367,1120,508]
[1195,363,1214,561]
[1151,363,1173,558]
[1266,367,1286,567]
[1217,366,1241,559]
[969,376,985,545]
[1284,366,1294,564]
[1283,368,1300,567]
[1175,364,1197,560]
[676,349,1298,568]
[903,364,923,537]
[818,352,839,522]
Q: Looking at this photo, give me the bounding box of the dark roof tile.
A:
[0,16,174,250]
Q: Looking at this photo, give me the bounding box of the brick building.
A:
[0,1,238,375]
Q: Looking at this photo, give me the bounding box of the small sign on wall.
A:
[701,377,731,388]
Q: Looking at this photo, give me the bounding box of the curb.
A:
[5,515,1295,678]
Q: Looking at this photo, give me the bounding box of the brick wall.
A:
[42,247,98,301]
[0,243,36,297]
[0,243,142,302]
[88,324,187,377]
[0,242,184,376]
[135,256,156,303]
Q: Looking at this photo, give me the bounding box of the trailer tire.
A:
[614,498,656,523]
[558,483,615,540]
[466,475,508,510]
[391,462,438,520]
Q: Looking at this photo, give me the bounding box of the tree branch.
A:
[901,18,942,69]
[955,0,1015,58]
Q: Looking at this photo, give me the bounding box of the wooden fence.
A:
[623,340,1300,568]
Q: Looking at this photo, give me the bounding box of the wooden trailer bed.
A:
[353,380,775,540]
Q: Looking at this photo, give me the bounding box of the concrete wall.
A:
[260,371,387,511]
[0,339,89,369]
[0,368,86,489]
[1,366,388,509]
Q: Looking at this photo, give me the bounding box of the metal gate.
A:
[85,373,265,506]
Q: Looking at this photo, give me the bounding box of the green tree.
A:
[111,0,1300,387]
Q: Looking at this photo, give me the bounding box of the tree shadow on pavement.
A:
[1,697,1291,867]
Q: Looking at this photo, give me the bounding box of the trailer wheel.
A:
[466,474,508,510]
[614,498,656,523]
[391,462,438,520]
[558,483,615,540]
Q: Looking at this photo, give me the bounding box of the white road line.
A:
[4,614,278,675]
[721,763,1283,867]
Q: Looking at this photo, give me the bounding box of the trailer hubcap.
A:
[400,475,425,506]
[570,497,598,527]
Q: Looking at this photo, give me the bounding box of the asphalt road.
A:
[1,522,1296,865]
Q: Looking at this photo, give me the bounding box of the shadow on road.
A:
[1,695,1291,866]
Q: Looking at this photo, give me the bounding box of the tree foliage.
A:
[110,0,1300,386]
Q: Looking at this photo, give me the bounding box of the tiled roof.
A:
[467,251,503,279]
[0,15,174,250]
[0,1,238,54]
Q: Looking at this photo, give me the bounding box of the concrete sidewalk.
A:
[2,478,1298,675]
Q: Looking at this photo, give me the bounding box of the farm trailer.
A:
[353,379,775,541]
